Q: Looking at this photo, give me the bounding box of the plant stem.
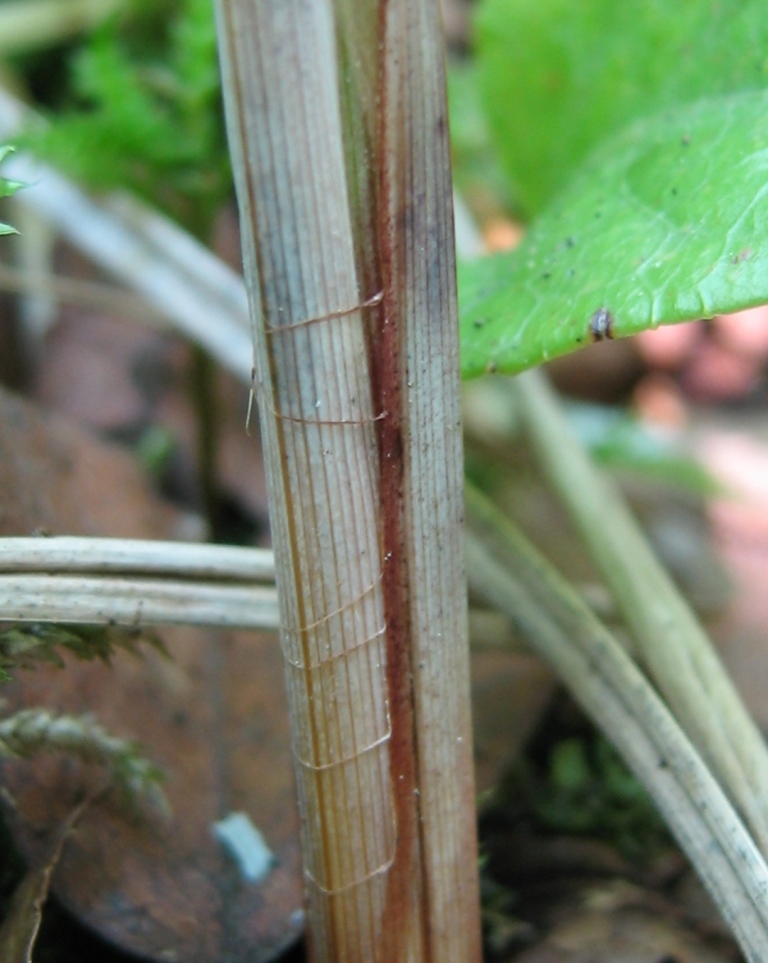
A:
[0,574,278,630]
[216,3,402,958]
[215,0,480,959]
[375,1,481,958]
[0,263,170,327]
[0,536,274,579]
[465,482,768,963]
[0,537,278,630]
[514,368,768,854]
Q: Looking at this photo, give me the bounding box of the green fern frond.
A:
[21,0,230,235]
[0,708,167,811]
[0,622,168,681]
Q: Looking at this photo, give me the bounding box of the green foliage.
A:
[569,403,720,496]
[474,0,768,219]
[135,424,177,478]
[531,736,670,861]
[0,146,23,235]
[0,708,166,810]
[456,1,768,376]
[21,0,229,235]
[0,626,168,808]
[0,622,168,683]
[459,90,768,377]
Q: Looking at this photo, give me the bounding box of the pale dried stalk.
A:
[0,536,274,581]
[0,537,278,629]
[377,3,480,960]
[515,369,768,855]
[465,484,768,963]
[0,261,173,328]
[215,0,479,960]
[0,574,278,630]
[216,3,394,960]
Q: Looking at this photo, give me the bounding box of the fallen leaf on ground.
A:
[0,795,91,963]
[0,385,301,962]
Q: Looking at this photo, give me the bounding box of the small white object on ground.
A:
[212,811,275,883]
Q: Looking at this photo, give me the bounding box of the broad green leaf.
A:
[459,91,768,379]
[475,0,768,218]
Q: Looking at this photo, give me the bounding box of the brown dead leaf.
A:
[0,795,90,963]
[510,881,734,963]
[32,293,269,534]
[0,382,179,539]
[0,631,302,963]
[0,385,301,962]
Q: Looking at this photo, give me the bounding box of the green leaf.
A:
[475,0,768,218]
[0,145,23,235]
[459,90,768,379]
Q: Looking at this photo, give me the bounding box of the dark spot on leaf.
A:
[681,134,690,146]
[671,187,678,196]
[565,237,575,248]
[541,272,551,280]
[589,307,614,342]
[486,360,498,374]
[731,248,752,264]
[594,210,602,219]
[473,317,486,328]
[568,269,575,277]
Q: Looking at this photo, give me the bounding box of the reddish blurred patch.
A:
[636,305,768,404]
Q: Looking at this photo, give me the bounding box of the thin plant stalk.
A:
[0,574,278,630]
[375,4,480,958]
[216,3,402,959]
[0,536,274,580]
[514,368,768,854]
[465,482,768,963]
[0,262,173,329]
[0,537,278,630]
[215,0,480,960]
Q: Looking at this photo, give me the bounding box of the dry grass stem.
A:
[217,3,396,958]
[515,368,768,855]
[0,536,274,581]
[465,484,768,963]
[216,0,480,958]
[0,0,125,57]
[0,574,278,630]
